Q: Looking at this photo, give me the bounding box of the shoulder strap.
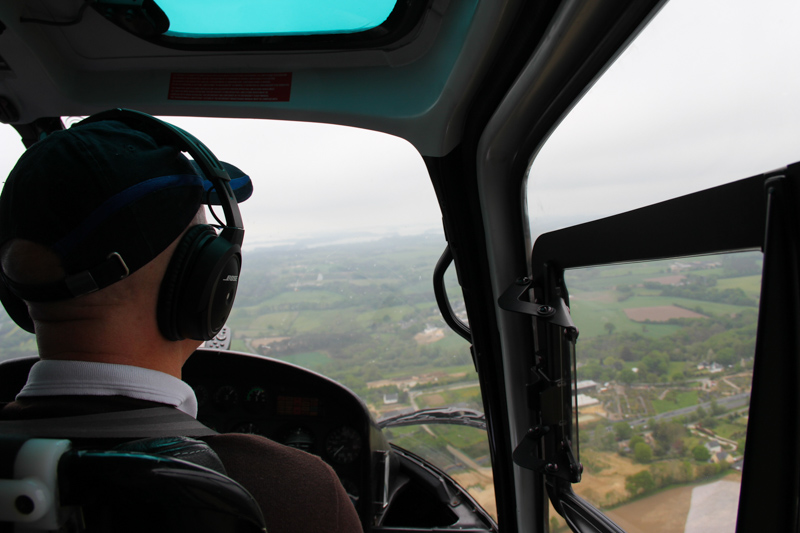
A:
[0,407,218,438]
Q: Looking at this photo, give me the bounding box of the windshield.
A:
[0,116,494,516]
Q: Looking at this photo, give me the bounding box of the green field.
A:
[383,424,490,475]
[417,385,482,409]
[0,236,761,401]
[565,261,675,291]
[651,390,699,414]
[716,275,762,299]
[382,362,475,381]
[713,418,749,442]
[568,277,759,340]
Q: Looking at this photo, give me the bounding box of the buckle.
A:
[107,252,130,280]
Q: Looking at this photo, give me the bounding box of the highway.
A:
[628,392,751,427]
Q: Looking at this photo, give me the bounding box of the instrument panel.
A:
[183,349,386,524]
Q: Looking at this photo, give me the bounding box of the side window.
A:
[509,167,800,533]
[521,0,800,527]
[560,252,758,532]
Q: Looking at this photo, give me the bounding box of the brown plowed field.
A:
[625,305,706,322]
[414,328,445,344]
[575,451,646,507]
[604,485,693,533]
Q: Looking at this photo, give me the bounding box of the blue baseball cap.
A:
[0,117,252,301]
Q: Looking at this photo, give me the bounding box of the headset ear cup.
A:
[157,224,241,342]
[0,281,35,334]
[178,237,241,341]
[158,225,217,341]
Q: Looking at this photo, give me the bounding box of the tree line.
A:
[579,310,757,385]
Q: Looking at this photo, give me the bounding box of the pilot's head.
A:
[0,116,251,373]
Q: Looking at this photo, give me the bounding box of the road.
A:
[407,380,480,410]
[406,379,748,433]
[446,445,493,482]
[408,381,481,436]
[628,392,751,427]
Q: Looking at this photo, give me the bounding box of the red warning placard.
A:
[168,72,292,102]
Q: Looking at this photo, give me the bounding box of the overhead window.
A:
[154,0,397,37]
[92,0,422,51]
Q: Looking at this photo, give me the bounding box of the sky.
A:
[2,0,799,249]
[1,117,440,250]
[526,0,800,236]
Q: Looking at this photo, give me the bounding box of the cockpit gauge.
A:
[325,426,363,464]
[245,386,268,412]
[281,427,315,452]
[214,385,239,409]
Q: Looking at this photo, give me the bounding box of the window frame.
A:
[501,163,800,531]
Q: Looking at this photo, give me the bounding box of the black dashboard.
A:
[183,348,387,525]
[185,349,496,532]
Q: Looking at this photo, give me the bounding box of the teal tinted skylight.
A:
[155,0,397,37]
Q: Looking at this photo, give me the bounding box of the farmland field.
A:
[567,254,761,340]
[0,234,762,530]
[652,391,699,414]
[716,275,762,299]
[624,306,707,321]
[566,251,759,532]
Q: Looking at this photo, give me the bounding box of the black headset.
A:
[0,109,245,342]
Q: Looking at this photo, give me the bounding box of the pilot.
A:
[0,115,363,533]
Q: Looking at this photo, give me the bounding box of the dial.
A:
[281,427,315,452]
[245,386,268,413]
[325,426,363,464]
[214,385,238,409]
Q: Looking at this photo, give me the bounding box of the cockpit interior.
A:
[1,0,800,532]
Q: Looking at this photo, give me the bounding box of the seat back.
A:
[0,435,266,532]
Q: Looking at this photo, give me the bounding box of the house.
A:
[576,394,599,408]
[712,451,737,464]
[576,380,599,394]
[383,393,399,405]
[670,262,693,273]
